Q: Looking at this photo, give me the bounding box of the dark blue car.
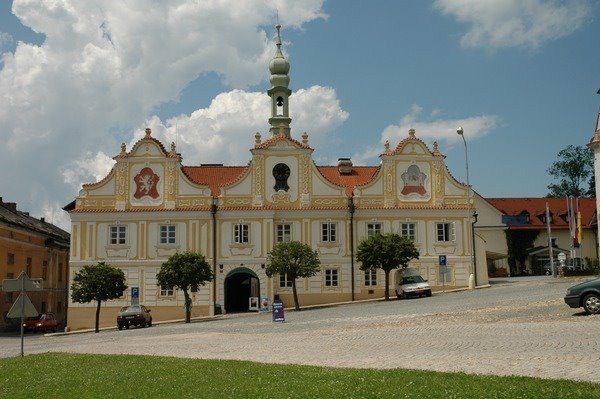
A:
[564,278,600,314]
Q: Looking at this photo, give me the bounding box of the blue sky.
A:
[0,0,599,230]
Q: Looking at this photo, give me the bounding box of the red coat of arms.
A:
[133,167,160,199]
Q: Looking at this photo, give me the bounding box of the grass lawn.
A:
[0,353,598,399]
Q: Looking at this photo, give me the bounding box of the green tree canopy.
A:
[547,145,594,197]
[356,233,420,300]
[71,262,127,333]
[266,241,321,311]
[157,251,213,323]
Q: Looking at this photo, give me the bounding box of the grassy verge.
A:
[1,353,598,399]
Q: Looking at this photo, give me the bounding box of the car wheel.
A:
[545,270,551,276]
[147,319,152,327]
[118,324,123,330]
[125,324,129,329]
[583,293,600,314]
[425,290,432,297]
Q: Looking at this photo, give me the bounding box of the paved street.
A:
[2,276,599,382]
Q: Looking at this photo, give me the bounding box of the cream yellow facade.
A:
[66,26,489,331]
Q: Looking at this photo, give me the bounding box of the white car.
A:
[395,268,432,299]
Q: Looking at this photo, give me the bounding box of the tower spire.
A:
[268,24,292,137]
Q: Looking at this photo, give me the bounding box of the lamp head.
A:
[456,127,464,135]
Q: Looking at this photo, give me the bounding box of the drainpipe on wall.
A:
[211,198,218,313]
[471,211,478,286]
[348,196,355,301]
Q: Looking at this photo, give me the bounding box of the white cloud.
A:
[0,0,326,231]
[352,105,498,165]
[434,0,593,49]
[0,32,13,51]
[137,85,347,166]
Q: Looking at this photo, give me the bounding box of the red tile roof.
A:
[317,166,380,196]
[486,197,597,230]
[182,165,249,196]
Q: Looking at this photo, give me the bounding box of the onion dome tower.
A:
[268,24,292,137]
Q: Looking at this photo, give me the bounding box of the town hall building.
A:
[65,25,489,330]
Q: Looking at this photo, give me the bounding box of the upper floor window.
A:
[273,163,291,192]
[160,225,176,244]
[58,263,63,282]
[436,222,455,242]
[26,257,32,276]
[321,222,337,243]
[401,223,416,241]
[234,223,249,244]
[7,253,14,265]
[110,225,127,245]
[42,260,48,280]
[367,223,382,238]
[276,224,291,243]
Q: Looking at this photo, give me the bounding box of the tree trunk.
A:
[292,278,300,311]
[384,270,390,300]
[95,300,101,333]
[184,290,191,323]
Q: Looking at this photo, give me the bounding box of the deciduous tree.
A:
[266,241,321,311]
[157,251,213,323]
[547,145,594,197]
[71,262,127,333]
[356,233,419,300]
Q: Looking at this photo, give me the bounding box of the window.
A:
[401,223,416,241]
[324,268,339,287]
[110,225,126,245]
[279,273,293,288]
[321,222,337,243]
[58,263,63,282]
[7,253,14,265]
[364,269,377,286]
[26,257,32,276]
[160,285,174,297]
[436,222,454,242]
[234,223,249,244]
[42,260,48,280]
[367,223,382,238]
[160,225,176,244]
[273,163,291,191]
[276,224,291,243]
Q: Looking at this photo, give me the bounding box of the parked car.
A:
[117,305,152,330]
[564,278,600,314]
[543,262,575,276]
[395,268,432,299]
[23,312,58,333]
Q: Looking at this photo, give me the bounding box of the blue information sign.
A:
[438,255,447,266]
[131,287,139,298]
[272,300,285,322]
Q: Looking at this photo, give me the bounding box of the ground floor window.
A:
[324,268,339,287]
[279,273,293,288]
[160,285,174,297]
[364,269,377,286]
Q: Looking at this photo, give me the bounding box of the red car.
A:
[23,313,58,333]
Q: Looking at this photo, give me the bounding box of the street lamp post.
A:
[457,127,475,289]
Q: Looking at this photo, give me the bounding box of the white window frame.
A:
[367,223,382,238]
[436,222,455,242]
[324,268,339,287]
[364,269,377,286]
[159,285,174,297]
[234,223,250,244]
[110,225,127,245]
[401,222,416,241]
[321,222,337,243]
[276,223,292,243]
[160,224,176,245]
[279,273,293,288]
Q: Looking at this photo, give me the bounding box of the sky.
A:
[0,0,599,231]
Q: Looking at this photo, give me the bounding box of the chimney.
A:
[40,217,45,223]
[5,202,17,212]
[337,158,353,175]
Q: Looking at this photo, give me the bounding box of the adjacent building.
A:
[65,25,489,330]
[0,198,70,331]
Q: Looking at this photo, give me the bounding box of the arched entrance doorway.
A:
[224,268,259,313]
